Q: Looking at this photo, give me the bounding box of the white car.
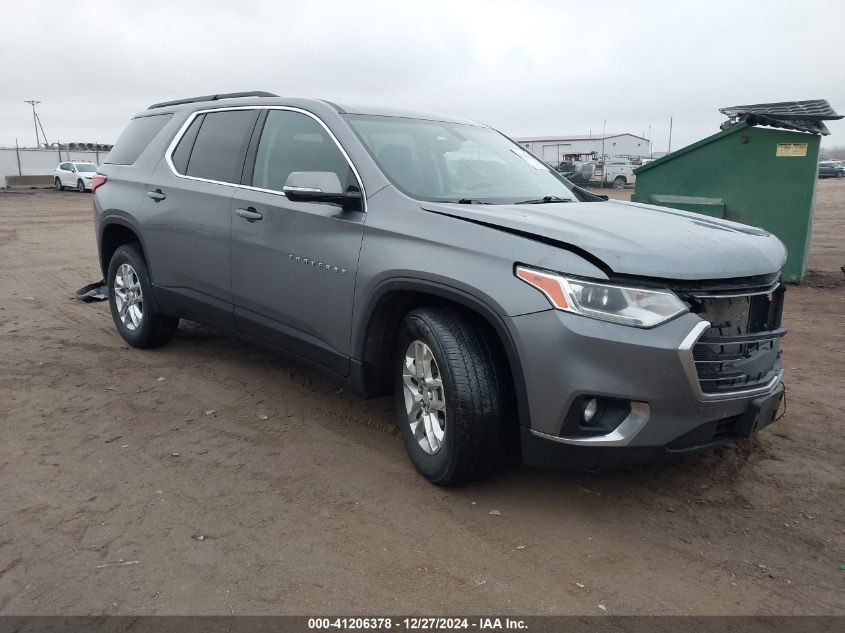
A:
[54,161,98,192]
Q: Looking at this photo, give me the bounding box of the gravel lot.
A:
[0,182,843,615]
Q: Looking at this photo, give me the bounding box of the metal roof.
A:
[515,133,650,143]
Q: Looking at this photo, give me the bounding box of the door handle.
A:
[235,207,263,222]
[147,189,166,202]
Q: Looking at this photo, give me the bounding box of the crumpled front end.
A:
[509,275,786,468]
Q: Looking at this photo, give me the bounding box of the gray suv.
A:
[93,91,787,485]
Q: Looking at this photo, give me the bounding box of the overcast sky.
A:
[2,0,844,151]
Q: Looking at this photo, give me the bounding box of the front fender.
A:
[352,276,532,429]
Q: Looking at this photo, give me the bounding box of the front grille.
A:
[686,285,786,395]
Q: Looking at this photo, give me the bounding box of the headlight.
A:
[515,265,687,328]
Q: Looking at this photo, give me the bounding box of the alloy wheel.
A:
[113,263,143,331]
[402,340,447,455]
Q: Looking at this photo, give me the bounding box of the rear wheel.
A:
[77,179,86,193]
[394,307,506,486]
[54,177,63,191]
[107,244,178,348]
[612,176,626,189]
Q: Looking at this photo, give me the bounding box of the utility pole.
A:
[15,139,22,176]
[648,124,652,158]
[24,100,42,148]
[601,120,607,187]
[668,116,673,154]
[35,111,49,147]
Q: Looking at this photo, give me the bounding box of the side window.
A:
[184,110,256,183]
[252,110,354,193]
[106,113,173,165]
[170,114,204,174]
[59,162,69,171]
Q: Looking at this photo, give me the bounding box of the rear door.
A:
[229,108,366,375]
[139,108,259,327]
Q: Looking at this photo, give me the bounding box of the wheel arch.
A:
[99,218,151,280]
[354,278,531,430]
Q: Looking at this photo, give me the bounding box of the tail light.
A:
[92,174,108,193]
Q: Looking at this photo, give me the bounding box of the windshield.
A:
[74,164,97,172]
[347,115,577,204]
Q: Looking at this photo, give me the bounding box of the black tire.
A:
[394,307,506,486]
[54,177,64,191]
[77,179,86,193]
[612,176,626,189]
[107,244,178,348]
[838,172,844,178]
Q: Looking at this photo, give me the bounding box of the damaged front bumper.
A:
[508,309,784,469]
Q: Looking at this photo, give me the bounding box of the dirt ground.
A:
[0,181,843,616]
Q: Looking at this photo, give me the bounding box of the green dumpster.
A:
[633,100,842,282]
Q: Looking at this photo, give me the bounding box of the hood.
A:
[421,199,787,281]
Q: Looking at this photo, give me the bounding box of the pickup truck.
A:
[558,161,637,189]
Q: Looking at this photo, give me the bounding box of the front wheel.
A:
[77,179,86,193]
[394,307,507,486]
[107,244,178,348]
[612,176,626,189]
[55,177,64,191]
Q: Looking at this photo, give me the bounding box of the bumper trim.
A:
[678,320,783,401]
[530,402,650,446]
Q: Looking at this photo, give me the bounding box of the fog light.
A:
[583,398,599,424]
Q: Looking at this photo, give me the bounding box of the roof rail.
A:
[147,91,279,110]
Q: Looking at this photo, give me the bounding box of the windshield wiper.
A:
[431,198,490,205]
[514,196,572,205]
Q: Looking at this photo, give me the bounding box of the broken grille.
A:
[688,285,786,394]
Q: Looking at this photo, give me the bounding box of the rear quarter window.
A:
[170,114,204,174]
[105,113,173,165]
[183,110,257,183]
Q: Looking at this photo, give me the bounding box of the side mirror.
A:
[283,171,362,210]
